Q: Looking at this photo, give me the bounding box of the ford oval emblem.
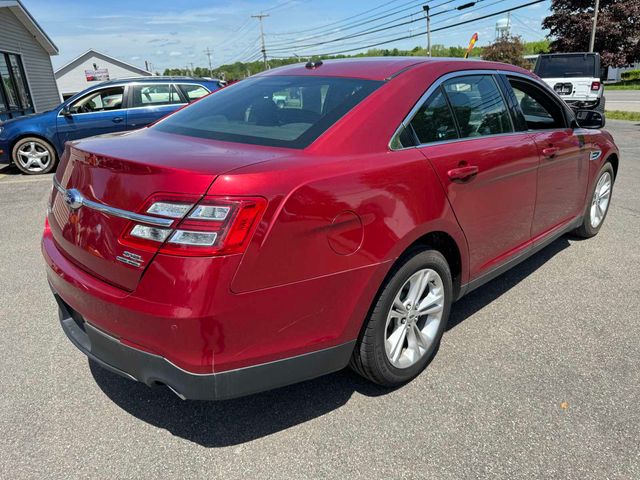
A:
[64,189,83,210]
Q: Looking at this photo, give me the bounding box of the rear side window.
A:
[535,55,596,78]
[442,75,512,138]
[131,84,182,107]
[154,76,382,149]
[179,84,210,101]
[410,87,458,144]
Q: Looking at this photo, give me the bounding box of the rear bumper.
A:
[566,97,603,110]
[54,291,355,401]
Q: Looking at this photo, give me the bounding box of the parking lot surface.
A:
[0,120,638,479]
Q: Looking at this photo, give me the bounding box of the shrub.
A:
[621,69,640,81]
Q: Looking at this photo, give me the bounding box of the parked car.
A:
[43,58,618,401]
[0,76,222,175]
[534,52,605,113]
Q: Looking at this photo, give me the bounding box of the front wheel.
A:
[573,162,614,238]
[12,137,57,175]
[350,248,452,386]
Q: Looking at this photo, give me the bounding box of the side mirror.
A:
[574,109,605,129]
[61,105,72,117]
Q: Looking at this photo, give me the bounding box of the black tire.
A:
[350,248,453,386]
[595,96,605,115]
[573,162,614,238]
[11,136,57,175]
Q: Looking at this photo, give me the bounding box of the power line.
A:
[269,0,414,36]
[282,0,546,57]
[267,0,429,46]
[268,0,471,53]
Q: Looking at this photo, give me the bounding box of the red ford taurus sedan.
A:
[43,58,619,400]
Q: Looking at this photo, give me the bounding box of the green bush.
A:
[621,69,640,81]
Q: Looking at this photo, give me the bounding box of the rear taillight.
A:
[120,196,266,256]
[591,81,601,91]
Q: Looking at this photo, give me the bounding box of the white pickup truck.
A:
[534,52,605,113]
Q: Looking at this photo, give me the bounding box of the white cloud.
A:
[169,51,183,56]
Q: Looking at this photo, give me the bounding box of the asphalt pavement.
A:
[606,89,640,112]
[0,120,639,479]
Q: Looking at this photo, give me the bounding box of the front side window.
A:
[179,84,210,102]
[410,87,458,144]
[443,75,512,138]
[508,78,566,130]
[131,84,182,107]
[69,86,125,113]
[154,76,382,148]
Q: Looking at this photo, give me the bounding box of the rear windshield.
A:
[154,75,382,148]
[534,55,596,78]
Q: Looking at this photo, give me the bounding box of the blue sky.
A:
[21,0,551,72]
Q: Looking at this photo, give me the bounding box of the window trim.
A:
[389,69,574,151]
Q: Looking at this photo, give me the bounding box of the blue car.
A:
[0,76,222,174]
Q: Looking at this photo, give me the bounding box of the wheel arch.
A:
[606,153,619,179]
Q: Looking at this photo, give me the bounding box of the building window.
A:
[0,52,34,120]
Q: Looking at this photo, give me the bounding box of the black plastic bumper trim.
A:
[53,293,355,401]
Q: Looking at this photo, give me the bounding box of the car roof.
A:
[257,57,531,81]
[98,76,221,86]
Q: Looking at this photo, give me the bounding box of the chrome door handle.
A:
[542,146,559,158]
[112,117,124,123]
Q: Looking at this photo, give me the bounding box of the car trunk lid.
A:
[48,128,289,291]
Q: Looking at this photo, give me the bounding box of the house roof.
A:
[54,49,152,78]
[0,0,58,55]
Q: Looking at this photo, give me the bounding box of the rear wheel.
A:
[350,248,452,386]
[595,96,605,115]
[573,162,614,238]
[12,137,57,175]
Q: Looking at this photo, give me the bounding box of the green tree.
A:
[482,35,531,68]
[543,0,640,67]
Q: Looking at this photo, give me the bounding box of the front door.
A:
[505,76,589,239]
[413,75,539,279]
[56,86,127,145]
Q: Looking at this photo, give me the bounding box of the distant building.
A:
[55,49,152,99]
[0,0,60,120]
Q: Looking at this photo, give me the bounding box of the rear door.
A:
[413,74,539,279]
[56,86,127,144]
[125,83,186,130]
[503,75,588,239]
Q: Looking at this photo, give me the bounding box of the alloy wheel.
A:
[15,141,52,173]
[590,171,612,228]
[384,268,445,369]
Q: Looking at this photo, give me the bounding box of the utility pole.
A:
[423,5,431,57]
[589,0,600,53]
[252,13,270,69]
[204,47,213,77]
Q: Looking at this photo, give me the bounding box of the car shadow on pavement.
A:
[91,236,571,448]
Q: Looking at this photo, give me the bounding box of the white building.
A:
[54,49,152,99]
